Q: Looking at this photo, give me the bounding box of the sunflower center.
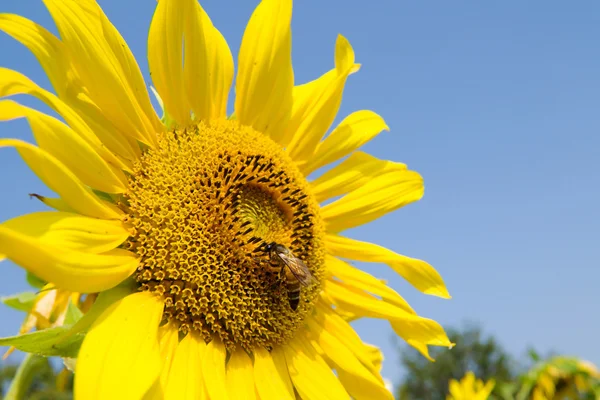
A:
[122,120,324,351]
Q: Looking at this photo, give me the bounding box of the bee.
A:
[265,242,314,311]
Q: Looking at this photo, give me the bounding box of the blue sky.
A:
[1,0,599,390]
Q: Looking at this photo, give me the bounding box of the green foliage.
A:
[63,302,84,326]
[0,327,86,359]
[1,356,73,400]
[0,292,37,312]
[395,324,515,400]
[515,355,600,400]
[0,282,133,362]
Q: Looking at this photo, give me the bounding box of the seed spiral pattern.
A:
[121,120,324,350]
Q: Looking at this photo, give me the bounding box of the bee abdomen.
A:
[288,296,300,311]
[286,280,301,310]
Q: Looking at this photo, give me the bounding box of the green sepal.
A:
[92,189,116,204]
[161,112,177,130]
[0,291,37,312]
[26,272,46,289]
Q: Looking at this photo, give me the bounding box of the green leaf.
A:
[64,301,84,325]
[527,347,540,362]
[26,272,46,289]
[494,382,517,400]
[0,326,85,358]
[1,291,37,312]
[4,353,49,400]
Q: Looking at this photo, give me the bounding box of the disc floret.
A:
[123,120,324,350]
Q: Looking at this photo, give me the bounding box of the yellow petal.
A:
[0,18,139,166]
[183,0,234,121]
[235,0,293,142]
[315,301,385,380]
[448,380,464,399]
[303,111,389,175]
[0,14,71,99]
[95,3,163,134]
[480,379,496,399]
[0,18,139,162]
[362,343,385,373]
[325,280,408,319]
[310,151,406,203]
[284,333,350,400]
[0,139,121,220]
[28,194,76,213]
[161,333,207,400]
[73,97,144,162]
[325,234,450,298]
[0,211,129,254]
[43,0,158,146]
[227,348,255,400]
[58,280,131,336]
[326,255,414,313]
[406,339,436,362]
[0,224,138,293]
[286,35,361,160]
[325,281,452,354]
[307,318,392,400]
[0,100,127,193]
[75,292,163,400]
[141,323,179,400]
[54,284,133,347]
[0,67,135,171]
[254,347,294,400]
[148,0,190,126]
[202,338,229,400]
[321,169,424,232]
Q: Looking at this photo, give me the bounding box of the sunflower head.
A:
[0,0,452,399]
[525,356,600,400]
[125,119,325,350]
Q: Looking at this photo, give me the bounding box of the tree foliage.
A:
[396,324,515,400]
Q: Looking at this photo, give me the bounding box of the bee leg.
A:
[269,269,284,294]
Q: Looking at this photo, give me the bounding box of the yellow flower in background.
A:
[0,0,451,398]
[447,372,495,400]
[525,356,600,400]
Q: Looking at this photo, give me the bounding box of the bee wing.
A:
[278,253,314,286]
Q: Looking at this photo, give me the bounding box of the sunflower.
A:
[520,357,600,400]
[0,0,452,398]
[447,372,496,400]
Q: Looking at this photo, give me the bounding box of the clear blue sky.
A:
[1,0,599,389]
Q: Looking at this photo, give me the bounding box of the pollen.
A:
[122,120,325,351]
